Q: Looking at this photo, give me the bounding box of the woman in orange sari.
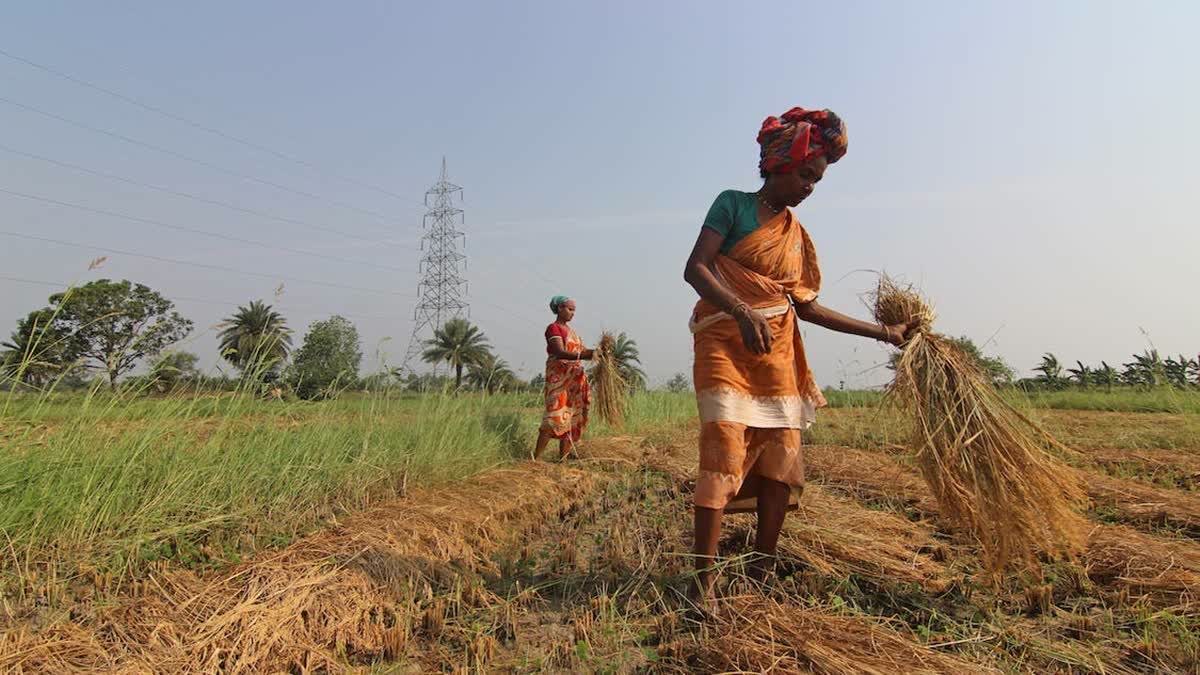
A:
[683,107,911,607]
[533,296,594,460]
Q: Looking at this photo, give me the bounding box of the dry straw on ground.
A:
[872,276,1088,573]
[0,464,601,673]
[687,594,996,675]
[591,332,628,428]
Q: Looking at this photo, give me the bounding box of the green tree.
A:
[1034,353,1065,389]
[609,333,647,392]
[288,316,362,400]
[49,280,192,390]
[1066,360,1093,388]
[529,374,546,391]
[466,353,516,394]
[421,319,491,389]
[1095,361,1119,391]
[395,371,452,393]
[665,373,691,393]
[1123,350,1166,388]
[1,308,75,388]
[147,351,201,393]
[217,300,292,377]
[1164,354,1194,389]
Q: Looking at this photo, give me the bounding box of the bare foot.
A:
[686,576,718,621]
[747,554,776,585]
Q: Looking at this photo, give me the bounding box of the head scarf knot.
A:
[757,107,848,175]
[549,295,571,314]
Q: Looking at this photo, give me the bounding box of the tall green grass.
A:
[1016,388,1200,414]
[0,385,698,582]
[818,387,1200,415]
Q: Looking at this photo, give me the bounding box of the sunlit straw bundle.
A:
[591,332,628,428]
[873,276,1087,573]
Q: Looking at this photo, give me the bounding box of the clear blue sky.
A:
[2,1,1197,386]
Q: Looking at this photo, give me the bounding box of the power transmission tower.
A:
[400,159,469,378]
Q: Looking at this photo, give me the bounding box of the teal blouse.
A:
[702,190,761,254]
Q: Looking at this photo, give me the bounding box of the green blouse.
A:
[702,189,761,254]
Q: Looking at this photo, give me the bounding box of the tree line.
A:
[1,278,647,399]
[1026,351,1200,390]
[881,336,1198,392]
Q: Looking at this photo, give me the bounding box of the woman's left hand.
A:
[883,323,911,347]
[580,349,595,360]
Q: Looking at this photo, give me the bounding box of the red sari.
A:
[541,323,590,442]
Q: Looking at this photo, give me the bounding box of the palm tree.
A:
[422,318,491,389]
[1,308,74,388]
[608,333,647,392]
[1033,353,1064,389]
[1124,350,1166,388]
[1095,361,1119,391]
[1164,354,1194,389]
[1066,360,1093,388]
[467,353,516,394]
[218,301,292,376]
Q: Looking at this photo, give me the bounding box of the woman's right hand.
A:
[733,304,773,354]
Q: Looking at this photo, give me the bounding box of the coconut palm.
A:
[422,318,491,389]
[466,353,516,394]
[218,301,292,376]
[608,333,647,392]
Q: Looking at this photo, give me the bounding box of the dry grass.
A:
[6,412,1200,672]
[0,463,602,673]
[777,486,955,592]
[874,276,1088,574]
[591,332,628,429]
[807,440,1200,611]
[681,594,996,675]
[1084,469,1200,534]
[1086,524,1200,608]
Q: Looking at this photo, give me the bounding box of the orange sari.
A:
[541,326,590,442]
[690,207,826,513]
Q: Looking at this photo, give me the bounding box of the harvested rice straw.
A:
[591,332,628,428]
[872,276,1087,574]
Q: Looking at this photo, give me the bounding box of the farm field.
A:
[2,389,1199,673]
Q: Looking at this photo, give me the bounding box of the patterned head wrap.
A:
[549,295,571,314]
[757,107,848,175]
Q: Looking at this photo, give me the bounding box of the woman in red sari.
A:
[533,296,594,460]
[683,107,912,608]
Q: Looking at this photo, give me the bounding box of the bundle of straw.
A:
[872,276,1087,573]
[591,332,628,428]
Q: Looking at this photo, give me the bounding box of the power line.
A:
[0,47,414,203]
[0,274,393,322]
[0,230,408,297]
[0,186,410,272]
[0,144,412,250]
[0,95,401,223]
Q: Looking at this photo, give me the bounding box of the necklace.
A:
[757,191,782,214]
